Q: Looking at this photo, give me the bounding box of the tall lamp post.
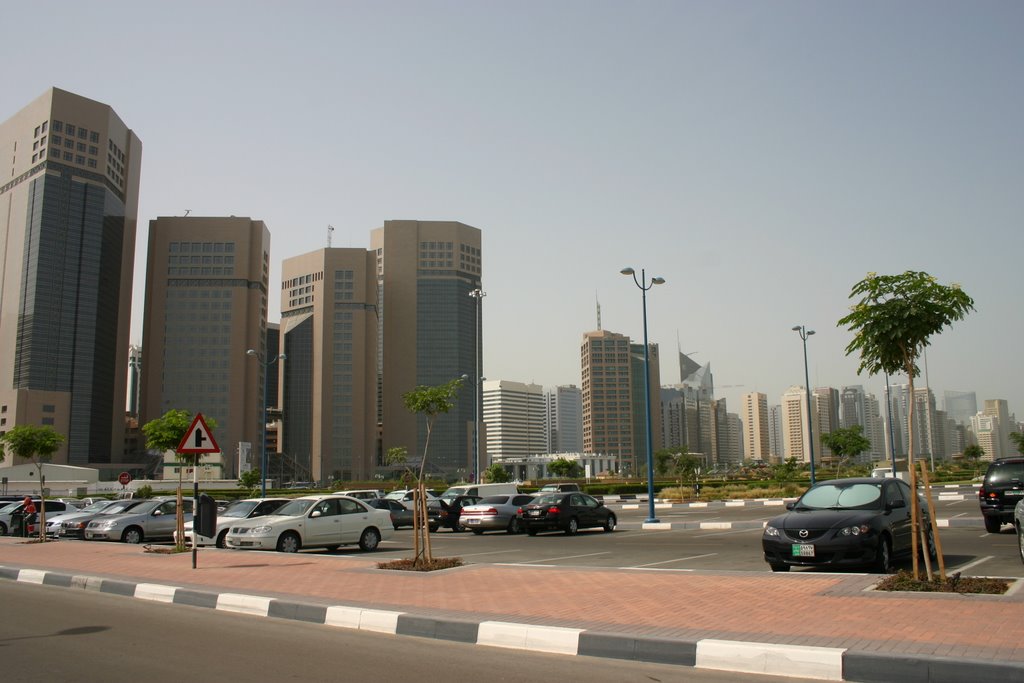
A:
[791,325,816,486]
[621,267,665,524]
[468,288,485,483]
[247,348,286,497]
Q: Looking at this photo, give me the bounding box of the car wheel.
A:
[472,528,484,535]
[985,517,1002,534]
[923,526,938,561]
[874,535,893,573]
[1017,524,1024,565]
[506,518,520,535]
[276,531,301,553]
[359,527,381,551]
[527,528,538,536]
[122,527,143,544]
[0,522,7,536]
[769,564,790,572]
[393,523,400,530]
[603,514,617,533]
[216,530,229,549]
[429,525,438,533]
[565,517,579,535]
[324,545,340,552]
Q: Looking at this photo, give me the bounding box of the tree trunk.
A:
[905,351,919,579]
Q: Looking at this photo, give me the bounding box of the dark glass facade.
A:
[282,316,313,478]
[14,166,126,464]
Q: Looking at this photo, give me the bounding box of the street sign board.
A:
[118,471,132,486]
[176,413,221,454]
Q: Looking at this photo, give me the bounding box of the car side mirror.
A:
[785,502,795,511]
[153,510,163,516]
[311,510,322,518]
[887,499,906,510]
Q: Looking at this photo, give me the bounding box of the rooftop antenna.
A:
[596,292,602,330]
[327,224,334,248]
[183,209,191,217]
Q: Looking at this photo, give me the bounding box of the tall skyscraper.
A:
[984,399,1012,461]
[483,380,545,461]
[582,330,633,471]
[545,385,583,453]
[944,390,978,426]
[0,88,141,469]
[741,392,770,462]
[781,386,820,463]
[140,217,269,479]
[371,220,481,479]
[279,248,378,482]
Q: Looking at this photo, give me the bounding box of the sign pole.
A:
[175,413,220,571]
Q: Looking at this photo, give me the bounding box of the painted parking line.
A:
[631,553,718,568]
[526,552,612,563]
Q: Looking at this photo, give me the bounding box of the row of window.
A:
[30,146,100,168]
[168,267,235,276]
[169,242,237,253]
[168,255,235,265]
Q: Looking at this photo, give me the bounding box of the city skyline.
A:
[2,2,1020,424]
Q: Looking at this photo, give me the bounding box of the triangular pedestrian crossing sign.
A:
[176,413,221,454]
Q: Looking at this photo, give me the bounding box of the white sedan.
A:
[177,497,290,548]
[224,494,393,553]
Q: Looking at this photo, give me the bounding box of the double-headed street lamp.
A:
[791,325,816,486]
[468,288,485,483]
[246,348,286,497]
[621,267,665,525]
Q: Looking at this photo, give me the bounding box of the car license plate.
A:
[466,518,480,524]
[529,510,541,517]
[792,544,815,557]
[1006,491,1024,496]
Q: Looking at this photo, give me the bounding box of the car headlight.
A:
[764,525,780,537]
[96,520,119,529]
[248,525,273,534]
[839,524,870,536]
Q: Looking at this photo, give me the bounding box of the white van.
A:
[440,483,519,498]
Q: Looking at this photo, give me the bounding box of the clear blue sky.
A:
[4,1,1021,420]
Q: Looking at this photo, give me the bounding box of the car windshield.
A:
[79,500,117,513]
[274,499,316,517]
[531,494,564,506]
[0,502,21,514]
[479,496,510,505]
[221,501,259,518]
[383,491,407,500]
[797,483,882,510]
[986,461,1024,486]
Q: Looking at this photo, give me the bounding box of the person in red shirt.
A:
[22,497,37,537]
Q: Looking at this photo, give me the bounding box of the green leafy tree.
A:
[400,377,465,566]
[1010,433,1024,457]
[483,464,511,483]
[821,426,872,477]
[547,457,582,479]
[141,409,218,551]
[838,270,973,579]
[238,469,262,493]
[962,444,985,474]
[0,424,65,541]
[772,457,803,485]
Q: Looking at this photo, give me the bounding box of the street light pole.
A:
[247,349,286,497]
[468,289,485,483]
[621,267,665,525]
[792,325,816,486]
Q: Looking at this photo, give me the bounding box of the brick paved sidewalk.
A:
[3,536,1024,680]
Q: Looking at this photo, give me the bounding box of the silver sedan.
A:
[459,494,537,534]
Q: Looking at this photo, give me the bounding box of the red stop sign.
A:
[118,472,132,486]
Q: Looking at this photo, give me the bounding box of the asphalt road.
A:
[0,581,811,683]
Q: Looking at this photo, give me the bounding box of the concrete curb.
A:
[2,563,1020,682]
[637,517,983,531]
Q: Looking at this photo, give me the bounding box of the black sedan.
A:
[519,493,616,536]
[366,498,414,529]
[762,477,937,573]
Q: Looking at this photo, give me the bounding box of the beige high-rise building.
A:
[741,392,770,462]
[279,248,378,482]
[984,399,1012,460]
[371,220,482,479]
[781,386,822,463]
[140,217,270,479]
[0,88,141,470]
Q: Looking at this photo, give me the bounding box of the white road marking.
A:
[631,553,717,568]
[528,552,612,563]
[953,556,994,573]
